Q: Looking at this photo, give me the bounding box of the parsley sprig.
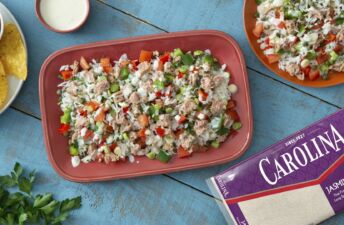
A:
[0,163,82,225]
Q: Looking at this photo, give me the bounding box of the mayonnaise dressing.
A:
[39,0,88,31]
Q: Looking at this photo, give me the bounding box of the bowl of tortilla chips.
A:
[0,2,27,114]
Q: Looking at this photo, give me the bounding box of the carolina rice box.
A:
[207,109,344,225]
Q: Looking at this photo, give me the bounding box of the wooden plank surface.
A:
[0,0,343,224]
[0,108,227,225]
[102,0,344,108]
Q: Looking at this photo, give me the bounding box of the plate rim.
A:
[243,0,344,88]
[39,30,254,182]
[0,2,27,114]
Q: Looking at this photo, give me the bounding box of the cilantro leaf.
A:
[0,175,16,188]
[18,213,28,225]
[34,193,53,208]
[18,178,32,195]
[60,196,82,213]
[51,212,69,225]
[0,162,82,224]
[39,200,60,215]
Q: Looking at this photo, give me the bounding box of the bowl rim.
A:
[242,0,344,88]
[35,0,90,33]
[39,30,254,182]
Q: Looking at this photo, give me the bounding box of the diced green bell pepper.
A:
[319,64,329,80]
[60,109,71,124]
[305,51,317,60]
[146,151,156,160]
[69,145,79,156]
[110,83,120,93]
[193,50,204,56]
[173,48,184,57]
[232,122,242,130]
[153,80,165,90]
[165,107,173,114]
[157,150,172,163]
[181,54,194,66]
[179,65,189,73]
[120,66,130,80]
[202,55,214,66]
[164,73,175,84]
[122,132,129,141]
[329,51,338,64]
[211,140,220,148]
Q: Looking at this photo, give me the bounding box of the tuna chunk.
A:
[138,61,151,75]
[179,99,196,115]
[95,79,110,95]
[129,92,140,104]
[210,100,226,115]
[201,76,213,91]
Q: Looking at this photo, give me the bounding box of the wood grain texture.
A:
[0,108,227,225]
[103,0,344,107]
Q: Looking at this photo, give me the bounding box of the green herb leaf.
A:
[19,178,32,195]
[34,193,53,208]
[39,200,60,215]
[60,196,82,213]
[51,212,69,225]
[13,163,23,178]
[18,213,28,225]
[0,175,16,188]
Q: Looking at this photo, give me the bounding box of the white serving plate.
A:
[0,2,27,114]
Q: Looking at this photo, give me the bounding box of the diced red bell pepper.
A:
[264,37,270,45]
[309,69,320,81]
[123,106,130,114]
[109,143,117,151]
[95,109,106,122]
[155,91,164,98]
[159,52,170,64]
[58,124,70,136]
[227,100,237,110]
[139,50,153,63]
[177,72,185,79]
[178,115,187,124]
[198,89,208,101]
[83,129,94,141]
[156,127,165,137]
[326,32,336,42]
[316,53,329,64]
[227,110,240,122]
[131,60,139,70]
[157,60,164,71]
[266,54,280,64]
[334,44,343,53]
[85,101,99,111]
[177,146,192,158]
[301,66,311,77]
[60,70,73,81]
[138,128,146,139]
[252,23,264,38]
[277,22,286,29]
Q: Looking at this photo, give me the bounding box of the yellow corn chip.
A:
[0,23,27,80]
[0,60,8,108]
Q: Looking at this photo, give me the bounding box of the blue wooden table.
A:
[0,1,343,224]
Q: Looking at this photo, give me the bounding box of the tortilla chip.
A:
[0,60,8,108]
[0,23,27,80]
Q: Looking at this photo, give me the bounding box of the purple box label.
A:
[210,109,344,224]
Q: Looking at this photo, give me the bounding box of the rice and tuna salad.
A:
[57,49,241,167]
[253,0,344,80]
